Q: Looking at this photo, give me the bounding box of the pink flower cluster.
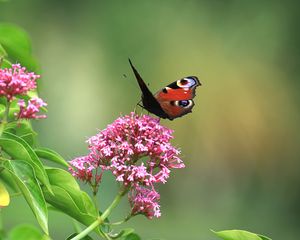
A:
[129,186,161,219]
[0,64,39,101]
[0,64,47,120]
[16,97,47,119]
[70,113,184,219]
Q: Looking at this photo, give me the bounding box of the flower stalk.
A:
[70,187,128,240]
[3,100,10,123]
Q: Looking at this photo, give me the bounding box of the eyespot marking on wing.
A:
[174,100,193,108]
[176,76,200,88]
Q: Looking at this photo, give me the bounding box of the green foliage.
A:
[8,224,44,240]
[0,131,52,192]
[3,160,48,234]
[6,121,37,147]
[111,228,135,239]
[0,23,38,71]
[0,168,19,192]
[35,148,69,168]
[212,230,272,240]
[43,168,101,236]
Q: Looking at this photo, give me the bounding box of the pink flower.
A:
[69,113,184,186]
[16,97,47,119]
[129,186,161,219]
[69,113,185,219]
[69,156,95,183]
[0,64,40,101]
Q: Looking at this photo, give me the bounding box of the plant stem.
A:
[70,217,102,240]
[3,100,11,123]
[101,187,128,221]
[104,214,132,226]
[93,191,99,214]
[70,186,129,240]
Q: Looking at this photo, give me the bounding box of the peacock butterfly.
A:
[129,59,201,120]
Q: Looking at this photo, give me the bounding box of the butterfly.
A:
[129,59,201,120]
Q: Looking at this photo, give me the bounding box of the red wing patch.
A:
[159,100,195,120]
[155,88,195,101]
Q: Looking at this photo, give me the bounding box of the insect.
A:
[129,59,201,120]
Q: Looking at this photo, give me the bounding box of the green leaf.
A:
[5,121,37,147]
[44,168,100,234]
[20,133,37,147]
[111,228,134,239]
[43,185,100,235]
[212,229,272,240]
[0,23,39,71]
[5,160,48,234]
[45,168,98,217]
[9,224,43,240]
[0,168,19,192]
[43,169,99,234]
[35,148,69,168]
[257,235,272,240]
[66,233,94,240]
[122,233,142,240]
[0,131,52,192]
[46,168,80,191]
[0,43,7,58]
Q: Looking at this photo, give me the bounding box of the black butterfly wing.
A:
[129,59,169,119]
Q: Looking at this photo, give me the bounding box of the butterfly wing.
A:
[154,77,201,120]
[129,59,169,119]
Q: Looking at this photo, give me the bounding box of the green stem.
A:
[3,100,11,123]
[92,191,99,214]
[104,214,132,226]
[101,187,127,221]
[71,218,102,240]
[70,187,129,240]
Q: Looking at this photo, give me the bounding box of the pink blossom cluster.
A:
[0,64,47,120]
[16,97,47,119]
[0,64,39,101]
[129,186,161,219]
[69,113,184,219]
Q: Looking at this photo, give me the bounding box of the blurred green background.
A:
[1,1,300,239]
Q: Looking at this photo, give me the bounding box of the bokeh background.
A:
[1,1,300,239]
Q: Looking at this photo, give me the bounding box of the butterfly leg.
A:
[134,100,145,114]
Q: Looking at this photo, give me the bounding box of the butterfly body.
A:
[129,59,201,120]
